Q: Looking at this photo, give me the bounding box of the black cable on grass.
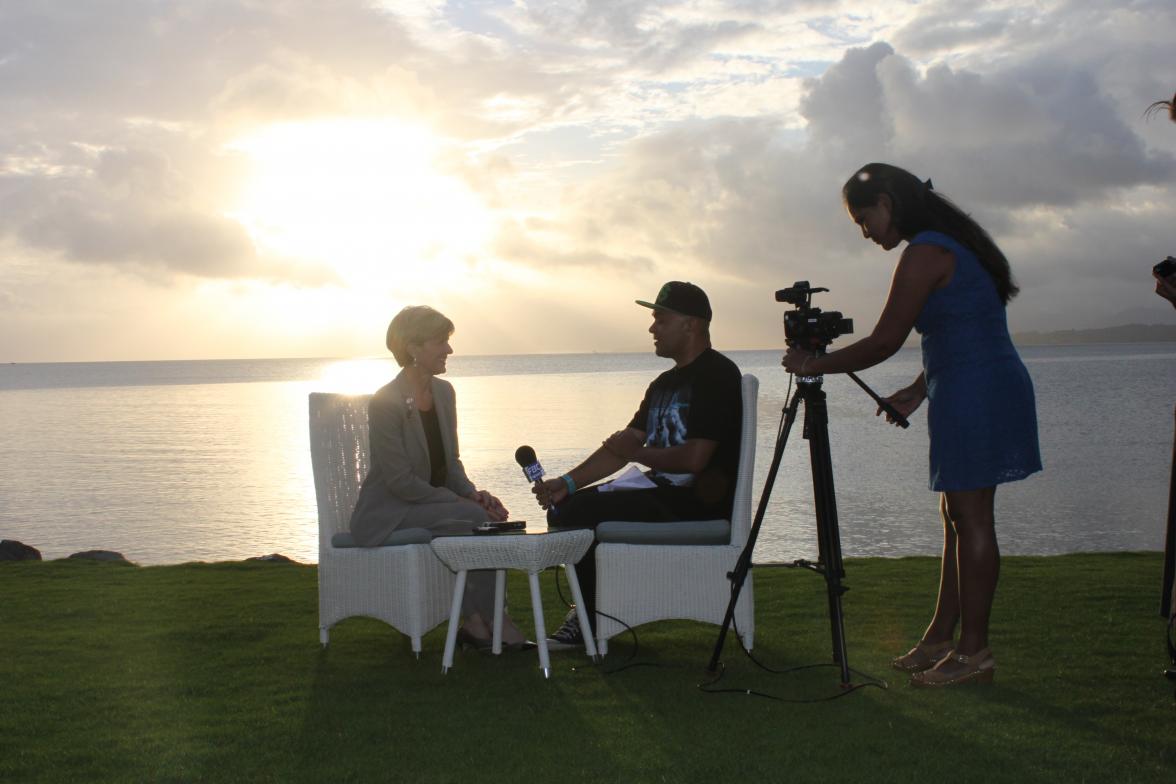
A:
[698,660,887,702]
[550,564,654,675]
[698,574,889,701]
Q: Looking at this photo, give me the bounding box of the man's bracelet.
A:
[559,474,577,495]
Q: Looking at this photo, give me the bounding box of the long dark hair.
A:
[842,162,1019,304]
[1144,92,1176,123]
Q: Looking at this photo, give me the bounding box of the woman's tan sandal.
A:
[891,639,954,673]
[910,647,995,687]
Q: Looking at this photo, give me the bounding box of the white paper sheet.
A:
[595,464,658,492]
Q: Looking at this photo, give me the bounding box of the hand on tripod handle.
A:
[874,385,923,429]
[876,399,912,429]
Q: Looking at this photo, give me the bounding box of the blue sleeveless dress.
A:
[911,231,1042,491]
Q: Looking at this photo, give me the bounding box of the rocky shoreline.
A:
[0,539,297,565]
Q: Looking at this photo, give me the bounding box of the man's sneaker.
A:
[545,608,585,650]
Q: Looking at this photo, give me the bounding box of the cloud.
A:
[0,2,421,116]
[487,18,1176,339]
[2,0,1175,360]
[0,1,428,286]
[491,217,655,270]
[878,58,1174,209]
[798,41,896,162]
[892,1,1017,55]
[0,139,335,284]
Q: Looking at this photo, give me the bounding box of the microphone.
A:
[517,445,560,519]
[514,445,545,483]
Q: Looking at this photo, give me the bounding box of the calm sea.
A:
[1,345,1173,565]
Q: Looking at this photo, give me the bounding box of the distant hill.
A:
[1013,323,1176,345]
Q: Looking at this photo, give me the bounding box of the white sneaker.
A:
[545,608,585,650]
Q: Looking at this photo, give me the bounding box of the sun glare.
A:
[316,357,400,394]
[226,118,493,290]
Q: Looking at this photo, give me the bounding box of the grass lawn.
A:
[1,552,1173,783]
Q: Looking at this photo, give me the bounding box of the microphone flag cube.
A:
[523,462,544,482]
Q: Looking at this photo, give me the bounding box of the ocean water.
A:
[0,344,1172,565]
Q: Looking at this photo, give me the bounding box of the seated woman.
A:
[349,305,529,649]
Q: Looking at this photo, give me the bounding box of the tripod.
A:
[707,368,906,687]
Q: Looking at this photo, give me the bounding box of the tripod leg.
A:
[707,387,803,672]
[1161,403,1175,619]
[804,385,852,686]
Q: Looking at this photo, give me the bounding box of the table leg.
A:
[441,570,467,674]
[492,569,506,655]
[527,571,551,678]
[563,563,599,661]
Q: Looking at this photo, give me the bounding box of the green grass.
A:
[1,553,1173,783]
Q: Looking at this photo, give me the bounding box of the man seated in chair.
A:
[532,281,743,649]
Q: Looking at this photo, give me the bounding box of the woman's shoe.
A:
[891,639,954,673]
[910,647,995,687]
[456,628,492,651]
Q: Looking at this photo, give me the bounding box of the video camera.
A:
[776,281,854,349]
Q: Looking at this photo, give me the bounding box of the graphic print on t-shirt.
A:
[644,385,693,486]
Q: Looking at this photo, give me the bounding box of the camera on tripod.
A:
[710,281,909,684]
[776,281,854,348]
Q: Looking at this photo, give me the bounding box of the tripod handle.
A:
[847,371,910,429]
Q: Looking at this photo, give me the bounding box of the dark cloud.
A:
[490,25,1176,336]
[798,41,895,162]
[878,58,1174,208]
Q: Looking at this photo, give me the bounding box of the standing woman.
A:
[1148,91,1176,645]
[350,305,529,649]
[783,163,1042,687]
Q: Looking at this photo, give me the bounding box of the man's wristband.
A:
[559,474,577,495]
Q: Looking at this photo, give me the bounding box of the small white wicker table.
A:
[430,529,598,677]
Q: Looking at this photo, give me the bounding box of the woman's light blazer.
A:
[349,369,477,546]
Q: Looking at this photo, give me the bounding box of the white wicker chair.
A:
[309,392,454,655]
[593,374,758,654]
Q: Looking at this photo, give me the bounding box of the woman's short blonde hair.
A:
[386,306,455,367]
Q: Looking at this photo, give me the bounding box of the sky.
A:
[1,0,1174,362]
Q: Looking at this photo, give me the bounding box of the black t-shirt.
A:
[627,347,743,515]
[419,407,447,487]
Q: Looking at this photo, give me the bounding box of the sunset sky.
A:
[2,0,1174,362]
